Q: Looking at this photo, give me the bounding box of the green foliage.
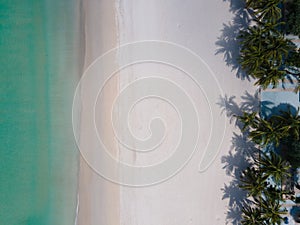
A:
[255,151,291,184]
[273,108,300,140]
[241,204,264,225]
[286,48,300,67]
[240,167,268,197]
[239,0,300,89]
[238,111,260,131]
[246,0,283,23]
[240,151,289,225]
[285,0,300,37]
[281,137,300,167]
[238,108,300,225]
[239,25,291,72]
[259,194,287,225]
[248,117,285,146]
[239,25,296,88]
[232,1,300,223]
[253,66,286,89]
[238,108,300,147]
[238,112,282,146]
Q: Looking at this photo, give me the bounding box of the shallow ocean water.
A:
[0,0,81,224]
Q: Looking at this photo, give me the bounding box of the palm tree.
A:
[265,185,285,201]
[239,25,269,49]
[245,0,281,10]
[240,167,268,197]
[245,0,283,23]
[241,204,265,225]
[239,26,271,76]
[237,111,260,131]
[249,118,284,147]
[273,107,300,140]
[254,151,291,184]
[253,63,285,89]
[239,27,292,89]
[257,1,282,23]
[238,2,296,89]
[237,112,285,146]
[239,44,268,77]
[263,35,292,64]
[259,195,286,225]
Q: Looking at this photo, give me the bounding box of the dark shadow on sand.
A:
[216,0,252,80]
[218,91,260,224]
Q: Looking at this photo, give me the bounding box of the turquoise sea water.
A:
[0,0,81,224]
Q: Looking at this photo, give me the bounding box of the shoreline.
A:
[76,0,120,224]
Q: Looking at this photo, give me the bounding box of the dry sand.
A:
[77,0,257,224]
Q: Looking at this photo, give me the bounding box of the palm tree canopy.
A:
[241,204,265,225]
[238,108,300,147]
[240,167,269,197]
[239,26,293,89]
[259,195,287,225]
[245,0,283,23]
[254,151,291,184]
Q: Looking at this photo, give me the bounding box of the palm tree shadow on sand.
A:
[218,92,260,225]
[216,0,251,80]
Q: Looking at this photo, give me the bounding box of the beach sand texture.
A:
[76,0,120,224]
[77,0,256,224]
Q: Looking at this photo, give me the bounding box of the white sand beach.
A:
[76,0,120,224]
[77,0,257,224]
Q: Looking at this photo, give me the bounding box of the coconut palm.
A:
[245,0,264,9]
[259,195,286,225]
[238,110,295,146]
[253,63,285,89]
[249,118,284,147]
[265,185,285,201]
[245,0,283,23]
[240,167,268,197]
[263,35,292,64]
[238,4,295,89]
[245,0,282,11]
[239,44,268,76]
[255,18,286,35]
[237,111,260,131]
[237,112,284,146]
[241,204,264,225]
[254,151,291,184]
[239,25,269,49]
[273,107,300,140]
[239,26,271,76]
[239,28,292,89]
[257,1,282,23]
